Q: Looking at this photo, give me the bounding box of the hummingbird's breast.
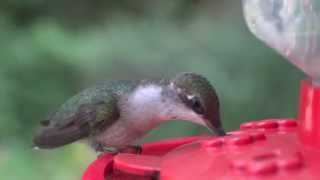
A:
[94,84,169,146]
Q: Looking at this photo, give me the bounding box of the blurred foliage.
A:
[0,0,303,179]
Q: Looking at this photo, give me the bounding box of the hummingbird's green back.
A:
[49,80,139,127]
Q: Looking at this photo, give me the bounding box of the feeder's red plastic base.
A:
[82,80,320,180]
[82,136,211,180]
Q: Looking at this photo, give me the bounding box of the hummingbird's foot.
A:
[96,144,142,157]
[96,147,118,158]
[117,145,142,154]
[93,142,118,156]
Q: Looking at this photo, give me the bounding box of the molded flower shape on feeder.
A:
[242,0,320,80]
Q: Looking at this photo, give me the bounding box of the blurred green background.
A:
[0,0,304,179]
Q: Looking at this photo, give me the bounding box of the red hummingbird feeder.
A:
[83,1,320,179]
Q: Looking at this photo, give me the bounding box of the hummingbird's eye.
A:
[190,97,204,115]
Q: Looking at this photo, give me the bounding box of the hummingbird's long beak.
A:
[203,112,226,136]
[206,123,226,136]
[212,126,226,136]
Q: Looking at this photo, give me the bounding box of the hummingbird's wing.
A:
[33,97,120,149]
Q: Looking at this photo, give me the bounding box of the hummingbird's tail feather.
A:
[33,124,90,149]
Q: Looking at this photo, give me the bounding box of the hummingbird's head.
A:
[169,73,225,136]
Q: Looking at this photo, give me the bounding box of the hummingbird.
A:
[33,72,225,153]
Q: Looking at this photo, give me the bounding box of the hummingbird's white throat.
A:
[123,84,205,130]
